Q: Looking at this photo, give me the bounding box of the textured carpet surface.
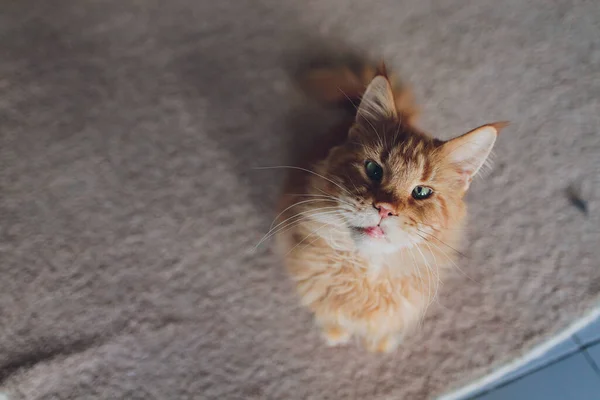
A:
[1,1,599,399]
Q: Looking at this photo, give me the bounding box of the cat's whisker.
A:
[416,232,479,284]
[419,224,469,232]
[256,208,344,248]
[406,246,426,329]
[411,243,433,314]
[422,241,438,269]
[414,244,440,308]
[286,193,353,207]
[282,194,356,211]
[254,165,353,197]
[422,240,443,290]
[423,241,444,304]
[344,172,360,193]
[325,220,349,251]
[269,198,339,230]
[264,206,341,238]
[269,208,347,238]
[312,187,357,208]
[297,218,348,254]
[416,228,469,259]
[336,86,359,112]
[285,217,346,256]
[264,210,347,245]
[301,230,328,252]
[412,244,432,310]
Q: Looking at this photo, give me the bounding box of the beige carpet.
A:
[1,1,599,399]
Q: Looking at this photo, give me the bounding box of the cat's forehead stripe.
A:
[421,159,433,181]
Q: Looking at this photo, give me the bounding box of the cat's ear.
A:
[356,76,397,122]
[441,123,507,190]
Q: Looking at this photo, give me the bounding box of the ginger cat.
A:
[274,60,505,352]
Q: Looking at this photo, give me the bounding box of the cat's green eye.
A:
[412,185,433,200]
[365,160,383,182]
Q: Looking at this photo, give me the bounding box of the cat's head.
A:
[310,76,503,255]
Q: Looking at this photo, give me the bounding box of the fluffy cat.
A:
[274,60,505,352]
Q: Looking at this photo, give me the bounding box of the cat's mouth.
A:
[355,226,385,239]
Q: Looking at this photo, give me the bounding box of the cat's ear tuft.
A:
[356,76,397,122]
[442,123,506,190]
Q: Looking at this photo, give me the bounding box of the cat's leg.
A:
[315,315,352,346]
[320,323,352,346]
[363,333,403,353]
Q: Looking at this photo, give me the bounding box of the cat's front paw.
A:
[321,325,352,346]
[364,334,402,353]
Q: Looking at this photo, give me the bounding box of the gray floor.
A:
[463,316,600,399]
[2,1,600,399]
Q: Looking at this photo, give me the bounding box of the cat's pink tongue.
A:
[363,226,385,238]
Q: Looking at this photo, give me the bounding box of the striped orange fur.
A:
[276,60,505,352]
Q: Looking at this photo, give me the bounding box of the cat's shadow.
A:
[175,32,370,221]
[281,41,368,168]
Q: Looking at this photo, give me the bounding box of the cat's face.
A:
[309,76,500,255]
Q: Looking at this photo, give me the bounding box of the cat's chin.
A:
[350,228,416,256]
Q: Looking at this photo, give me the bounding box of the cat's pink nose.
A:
[374,202,396,219]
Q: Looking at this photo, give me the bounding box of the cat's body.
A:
[275,60,503,352]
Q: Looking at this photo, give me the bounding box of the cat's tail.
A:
[296,59,419,122]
